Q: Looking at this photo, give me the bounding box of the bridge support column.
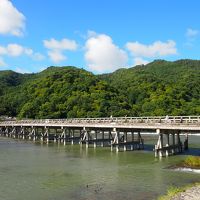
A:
[184,133,188,150]
[165,133,170,156]
[137,131,144,150]
[109,130,112,147]
[101,131,104,147]
[80,127,89,148]
[171,133,175,154]
[21,126,25,139]
[131,131,134,150]
[10,127,16,138]
[93,130,97,148]
[33,127,36,141]
[44,127,49,143]
[71,129,74,145]
[79,130,82,145]
[5,127,9,137]
[61,127,66,145]
[111,128,119,152]
[155,129,163,157]
[40,128,44,142]
[0,127,2,136]
[123,132,127,151]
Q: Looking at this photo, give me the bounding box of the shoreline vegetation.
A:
[183,156,200,169]
[169,156,200,170]
[158,183,200,200]
[159,156,200,200]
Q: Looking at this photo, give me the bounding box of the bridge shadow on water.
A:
[182,148,200,156]
[143,144,200,156]
[143,144,155,152]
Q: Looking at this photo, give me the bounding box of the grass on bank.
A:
[183,156,200,168]
[158,183,200,200]
[158,156,200,200]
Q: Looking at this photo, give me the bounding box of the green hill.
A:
[0,59,199,119]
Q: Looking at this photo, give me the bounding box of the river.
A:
[0,135,200,200]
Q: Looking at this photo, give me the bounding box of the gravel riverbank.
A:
[170,185,200,200]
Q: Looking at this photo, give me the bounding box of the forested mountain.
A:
[0,59,199,119]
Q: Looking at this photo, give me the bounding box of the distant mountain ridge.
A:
[0,59,199,118]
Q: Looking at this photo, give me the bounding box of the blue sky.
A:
[0,0,200,74]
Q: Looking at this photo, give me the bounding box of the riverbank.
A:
[158,183,200,200]
[169,156,200,170]
[159,156,200,200]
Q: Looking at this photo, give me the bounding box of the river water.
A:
[0,135,200,200]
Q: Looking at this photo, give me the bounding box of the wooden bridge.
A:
[0,116,200,157]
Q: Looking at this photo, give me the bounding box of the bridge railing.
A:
[0,116,200,126]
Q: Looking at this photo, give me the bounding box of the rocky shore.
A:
[170,185,200,200]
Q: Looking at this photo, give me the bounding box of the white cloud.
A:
[0,44,33,57]
[44,38,77,51]
[186,28,199,38]
[85,33,128,73]
[47,50,66,63]
[43,38,78,63]
[7,44,25,56]
[0,44,45,63]
[0,57,6,67]
[126,40,177,58]
[0,0,25,36]
[133,57,149,66]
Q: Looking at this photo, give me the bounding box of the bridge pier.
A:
[70,129,74,145]
[0,116,198,157]
[155,129,183,158]
[20,126,25,139]
[111,129,144,152]
[184,133,188,150]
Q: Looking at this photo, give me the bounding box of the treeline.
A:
[0,59,200,119]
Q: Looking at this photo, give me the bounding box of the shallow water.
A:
[0,135,200,200]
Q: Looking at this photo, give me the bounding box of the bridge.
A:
[0,116,200,157]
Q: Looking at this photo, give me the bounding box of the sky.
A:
[0,0,200,74]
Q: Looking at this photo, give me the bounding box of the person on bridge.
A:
[165,115,169,123]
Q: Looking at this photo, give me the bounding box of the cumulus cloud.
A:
[47,50,66,63]
[0,43,45,63]
[85,33,128,73]
[7,44,32,57]
[43,38,78,63]
[133,57,149,66]
[126,40,177,58]
[0,44,33,57]
[0,0,25,36]
[186,28,199,38]
[43,38,77,51]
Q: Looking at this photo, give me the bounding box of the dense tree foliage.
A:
[0,60,199,119]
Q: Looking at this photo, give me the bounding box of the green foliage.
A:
[0,59,200,119]
[157,183,200,200]
[158,186,184,200]
[184,156,200,168]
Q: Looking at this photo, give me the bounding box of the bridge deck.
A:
[0,116,199,157]
[1,116,200,132]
